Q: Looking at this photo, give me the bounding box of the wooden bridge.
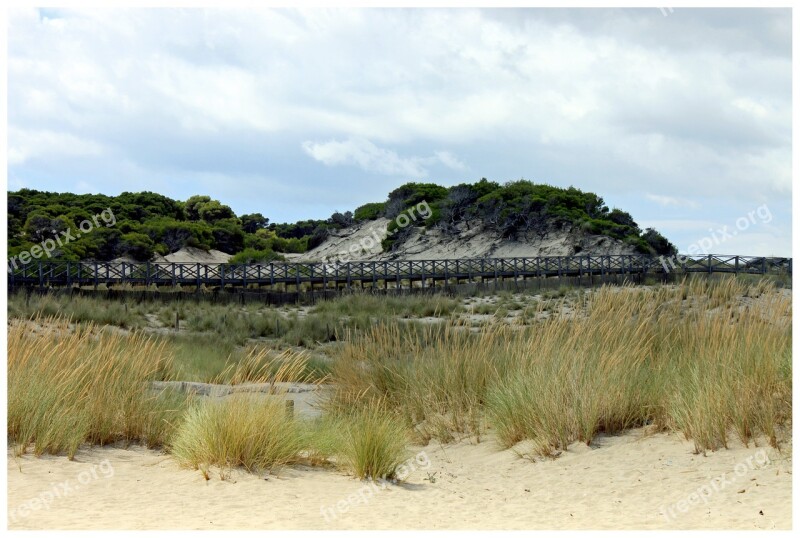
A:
[7,254,792,292]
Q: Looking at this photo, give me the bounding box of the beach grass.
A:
[7,275,791,476]
[170,394,305,475]
[327,277,792,455]
[7,319,186,458]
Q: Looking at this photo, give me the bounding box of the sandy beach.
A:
[8,428,791,530]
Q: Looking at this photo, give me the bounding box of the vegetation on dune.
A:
[7,189,344,263]
[7,319,184,458]
[327,277,791,456]
[321,404,410,480]
[7,275,790,480]
[374,179,677,255]
[8,179,676,264]
[171,395,306,476]
[168,349,313,475]
[6,290,462,383]
[7,317,413,480]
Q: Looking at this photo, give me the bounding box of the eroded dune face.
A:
[162,247,233,264]
[294,218,638,263]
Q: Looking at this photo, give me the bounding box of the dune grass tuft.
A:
[328,277,791,455]
[170,395,305,474]
[319,404,410,480]
[7,318,186,458]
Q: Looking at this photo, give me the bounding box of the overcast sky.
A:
[7,7,792,255]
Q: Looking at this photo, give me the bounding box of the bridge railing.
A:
[7,254,792,289]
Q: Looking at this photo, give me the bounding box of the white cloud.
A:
[302,138,428,178]
[434,150,468,172]
[645,194,701,209]
[8,127,104,165]
[301,138,469,178]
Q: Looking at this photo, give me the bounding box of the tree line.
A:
[7,179,676,264]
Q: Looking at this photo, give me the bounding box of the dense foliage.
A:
[7,190,345,263]
[7,179,676,263]
[369,179,677,256]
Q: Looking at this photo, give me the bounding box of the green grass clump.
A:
[325,405,410,480]
[7,318,187,458]
[170,395,305,474]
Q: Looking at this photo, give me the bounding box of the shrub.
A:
[354,202,386,221]
[228,247,285,264]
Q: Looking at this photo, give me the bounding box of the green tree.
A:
[119,232,155,261]
[241,213,270,234]
[184,195,212,221]
[198,200,235,223]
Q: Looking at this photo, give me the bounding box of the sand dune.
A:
[7,428,790,530]
[293,218,638,263]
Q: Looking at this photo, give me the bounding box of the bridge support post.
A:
[587,255,592,286]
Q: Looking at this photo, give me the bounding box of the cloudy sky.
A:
[7,7,792,255]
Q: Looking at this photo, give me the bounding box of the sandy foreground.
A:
[7,428,791,530]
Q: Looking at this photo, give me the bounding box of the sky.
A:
[6,7,793,256]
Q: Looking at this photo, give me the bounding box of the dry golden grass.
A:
[7,318,186,458]
[8,276,791,476]
[170,394,305,476]
[327,277,791,455]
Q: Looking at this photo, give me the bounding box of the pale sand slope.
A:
[163,246,232,264]
[294,218,637,263]
[7,429,790,530]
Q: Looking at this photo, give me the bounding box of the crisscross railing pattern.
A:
[8,254,791,290]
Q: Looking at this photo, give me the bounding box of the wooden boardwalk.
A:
[7,254,792,292]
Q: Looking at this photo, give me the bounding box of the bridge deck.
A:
[8,254,791,290]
